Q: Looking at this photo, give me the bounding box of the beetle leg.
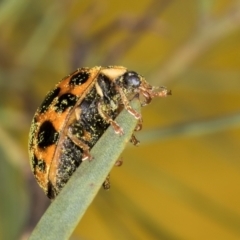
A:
[67,129,92,161]
[102,174,110,190]
[116,86,142,121]
[115,158,123,166]
[139,85,171,106]
[130,134,140,146]
[102,159,123,190]
[139,88,152,106]
[134,120,142,131]
[97,102,124,135]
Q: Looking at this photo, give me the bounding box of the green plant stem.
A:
[29,99,140,240]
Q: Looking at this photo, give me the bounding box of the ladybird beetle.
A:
[28,66,170,199]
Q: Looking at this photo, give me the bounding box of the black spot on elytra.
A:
[54,93,77,113]
[37,159,46,172]
[32,155,46,173]
[39,87,60,113]
[37,121,59,149]
[69,71,89,86]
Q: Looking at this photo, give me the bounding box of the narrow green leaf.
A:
[29,99,140,240]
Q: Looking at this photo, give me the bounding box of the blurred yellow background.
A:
[1,0,240,239]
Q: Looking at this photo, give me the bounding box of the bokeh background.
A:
[1,0,240,239]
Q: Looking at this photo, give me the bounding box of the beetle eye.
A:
[123,71,141,88]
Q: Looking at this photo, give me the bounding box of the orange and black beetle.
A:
[28,66,170,199]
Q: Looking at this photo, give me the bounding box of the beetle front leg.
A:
[116,86,142,121]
